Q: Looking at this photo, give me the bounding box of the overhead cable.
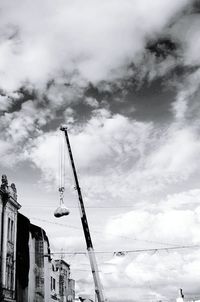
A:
[29,216,179,247]
[46,244,200,256]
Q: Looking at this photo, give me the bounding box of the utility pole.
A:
[60,125,105,302]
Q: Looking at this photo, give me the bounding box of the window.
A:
[52,263,58,272]
[51,277,56,291]
[11,220,14,242]
[35,240,44,267]
[7,218,10,239]
[7,218,14,243]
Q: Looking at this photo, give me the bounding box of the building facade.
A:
[67,279,75,302]
[28,223,51,302]
[0,175,21,302]
[53,259,75,302]
[16,213,75,302]
[0,174,75,302]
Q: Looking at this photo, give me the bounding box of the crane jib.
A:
[60,126,106,302]
[81,215,93,249]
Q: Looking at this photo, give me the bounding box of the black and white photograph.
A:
[0,1,200,301]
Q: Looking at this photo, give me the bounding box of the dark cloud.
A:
[147,38,178,59]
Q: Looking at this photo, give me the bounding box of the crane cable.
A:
[58,132,66,205]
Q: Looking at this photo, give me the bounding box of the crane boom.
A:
[60,125,105,302]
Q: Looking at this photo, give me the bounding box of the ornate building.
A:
[0,175,21,302]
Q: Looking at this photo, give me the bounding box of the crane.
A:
[54,125,106,302]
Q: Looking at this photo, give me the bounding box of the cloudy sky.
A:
[1,0,200,301]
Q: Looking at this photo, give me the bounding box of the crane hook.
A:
[54,186,70,218]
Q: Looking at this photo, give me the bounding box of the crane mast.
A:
[60,125,105,302]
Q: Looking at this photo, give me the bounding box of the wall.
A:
[16,216,52,302]
[0,176,21,302]
[16,213,30,301]
[28,224,51,302]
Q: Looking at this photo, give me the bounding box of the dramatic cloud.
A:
[0,0,190,93]
[27,95,200,197]
[26,108,155,195]
[1,1,200,301]
[23,90,200,301]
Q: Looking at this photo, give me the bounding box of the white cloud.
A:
[84,97,99,109]
[0,0,190,92]
[0,95,11,111]
[146,127,200,182]
[26,109,155,195]
[0,92,21,111]
[22,98,200,204]
[106,208,200,245]
[51,236,84,251]
[104,197,200,300]
[1,100,52,144]
[170,14,200,66]
[0,139,16,167]
[158,189,200,211]
[27,131,60,183]
[171,69,200,122]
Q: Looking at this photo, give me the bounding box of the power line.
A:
[29,216,180,247]
[47,244,200,256]
[23,204,137,208]
[114,244,200,254]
